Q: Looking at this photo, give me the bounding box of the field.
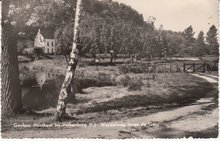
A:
[1,57,218,138]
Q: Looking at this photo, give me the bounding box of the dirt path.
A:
[3,96,217,138]
[191,73,218,83]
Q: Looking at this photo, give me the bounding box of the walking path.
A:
[197,72,219,79]
[114,72,218,138]
[191,73,218,84]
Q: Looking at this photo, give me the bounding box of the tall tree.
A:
[55,0,82,121]
[158,29,168,58]
[206,25,219,55]
[183,26,195,48]
[1,0,22,117]
[193,31,207,56]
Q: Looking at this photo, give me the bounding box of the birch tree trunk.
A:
[1,0,22,117]
[55,0,82,121]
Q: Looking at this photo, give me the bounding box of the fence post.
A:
[155,64,158,75]
[193,62,196,72]
[183,63,185,72]
[203,62,206,73]
[152,74,155,81]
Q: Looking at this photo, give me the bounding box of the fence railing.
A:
[183,62,206,73]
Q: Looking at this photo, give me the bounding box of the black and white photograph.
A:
[1,0,219,139]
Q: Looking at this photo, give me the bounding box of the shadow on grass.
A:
[76,78,115,93]
[145,127,190,138]
[186,125,219,138]
[77,82,216,114]
[142,125,218,138]
[20,110,54,117]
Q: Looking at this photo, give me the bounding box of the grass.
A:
[19,59,217,114]
[74,73,216,114]
[6,58,216,138]
[127,77,143,91]
[19,59,217,111]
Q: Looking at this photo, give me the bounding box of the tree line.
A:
[9,0,219,59]
[1,0,219,117]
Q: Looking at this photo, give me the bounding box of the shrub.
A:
[118,64,156,74]
[128,77,143,91]
[146,80,151,88]
[115,74,131,87]
[119,64,145,74]
[78,61,89,68]
[98,72,112,82]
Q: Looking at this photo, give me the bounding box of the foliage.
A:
[115,74,131,87]
[192,31,208,56]
[118,63,157,74]
[119,64,146,74]
[206,25,219,56]
[115,74,143,91]
[128,77,143,91]
[183,26,195,48]
[7,0,219,58]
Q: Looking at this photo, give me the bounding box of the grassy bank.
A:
[2,73,216,132]
[17,59,217,115]
[4,58,216,137]
[73,73,215,114]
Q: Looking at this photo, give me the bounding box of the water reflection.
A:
[22,71,66,111]
[21,69,114,111]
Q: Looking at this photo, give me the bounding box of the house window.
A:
[47,48,49,53]
[51,42,54,47]
[52,49,54,54]
[48,73,50,77]
[47,42,49,46]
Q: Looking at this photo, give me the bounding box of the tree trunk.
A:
[55,0,82,121]
[1,0,22,117]
[110,54,113,64]
[131,54,134,63]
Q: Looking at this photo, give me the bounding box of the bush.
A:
[78,61,89,68]
[98,72,112,82]
[118,64,156,74]
[118,64,145,74]
[115,75,143,91]
[128,77,143,91]
[146,80,151,88]
[115,74,131,87]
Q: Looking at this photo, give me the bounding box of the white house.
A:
[35,29,56,54]
[44,39,56,54]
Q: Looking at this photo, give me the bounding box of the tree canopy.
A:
[8,0,219,58]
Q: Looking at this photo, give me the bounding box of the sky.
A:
[113,0,218,37]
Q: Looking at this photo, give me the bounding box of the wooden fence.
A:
[183,62,206,73]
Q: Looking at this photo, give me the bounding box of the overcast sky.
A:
[113,0,218,37]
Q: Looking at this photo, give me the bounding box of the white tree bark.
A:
[55,0,82,121]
